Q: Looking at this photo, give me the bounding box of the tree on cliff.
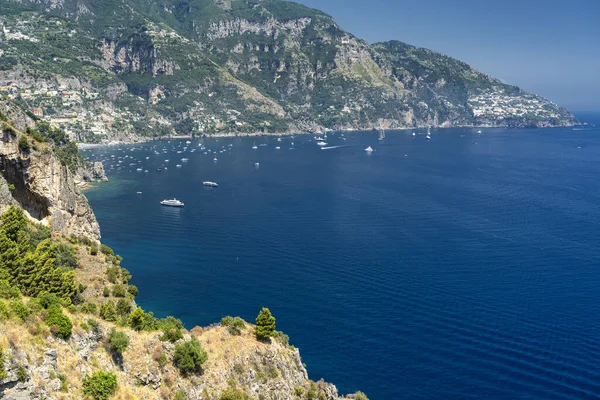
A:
[255,307,276,341]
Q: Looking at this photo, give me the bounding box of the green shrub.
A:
[102,286,110,297]
[127,285,138,297]
[111,284,127,298]
[129,307,145,330]
[38,291,61,309]
[106,266,119,283]
[174,390,188,400]
[255,308,276,341]
[158,315,184,342]
[0,300,8,320]
[99,301,117,322]
[354,391,369,400]
[54,243,78,270]
[80,302,97,314]
[90,245,98,255]
[10,299,31,321]
[7,183,15,191]
[17,366,27,382]
[120,268,131,284]
[173,338,208,374]
[0,345,6,379]
[272,330,289,346]
[44,305,72,339]
[106,328,129,355]
[220,387,251,400]
[115,298,131,316]
[67,304,77,313]
[86,318,100,334]
[221,316,245,335]
[0,280,21,299]
[18,136,30,153]
[100,244,113,256]
[82,371,117,400]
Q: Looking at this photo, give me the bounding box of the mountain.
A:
[0,0,577,142]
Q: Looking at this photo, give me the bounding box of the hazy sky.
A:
[294,0,599,112]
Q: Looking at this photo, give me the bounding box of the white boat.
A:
[186,140,192,144]
[412,132,416,136]
[203,181,218,187]
[317,141,327,146]
[426,127,431,141]
[252,142,258,150]
[181,158,189,162]
[176,164,182,168]
[277,137,282,142]
[254,162,260,168]
[160,198,184,207]
[275,146,281,150]
[477,130,482,134]
[213,157,218,162]
[137,191,142,195]
[365,146,374,152]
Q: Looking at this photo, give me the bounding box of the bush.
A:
[38,291,61,309]
[158,315,184,342]
[82,371,117,400]
[102,286,110,297]
[0,300,8,320]
[173,338,208,374]
[90,245,98,255]
[220,387,252,400]
[80,302,97,314]
[99,301,117,322]
[355,391,369,400]
[17,366,27,382]
[86,318,100,334]
[115,298,131,316]
[120,268,131,284]
[106,328,129,355]
[0,280,21,299]
[111,284,127,298]
[10,299,31,321]
[0,345,6,379]
[18,136,30,153]
[44,305,72,339]
[221,316,245,335]
[54,244,78,270]
[106,266,119,284]
[255,308,276,341]
[127,285,138,297]
[174,390,188,400]
[100,244,114,256]
[129,307,145,330]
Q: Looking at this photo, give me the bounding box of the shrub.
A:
[273,330,289,346]
[0,280,21,299]
[220,387,251,400]
[18,136,30,153]
[0,345,6,379]
[0,300,8,320]
[99,302,117,322]
[129,307,145,330]
[158,315,184,342]
[173,338,208,374]
[8,183,15,191]
[38,291,61,309]
[82,371,117,400]
[106,328,129,355]
[120,268,131,284]
[221,316,245,335]
[127,285,138,297]
[17,366,27,382]
[174,390,188,400]
[115,298,131,316]
[102,286,110,297]
[100,244,113,256]
[255,308,276,341]
[90,245,98,255]
[87,318,100,334]
[44,305,72,339]
[355,391,369,400]
[10,299,31,321]
[106,266,119,284]
[112,284,127,298]
[54,243,78,270]
[80,302,97,314]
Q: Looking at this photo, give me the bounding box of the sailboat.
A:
[378,128,385,141]
[426,127,431,141]
[252,141,258,150]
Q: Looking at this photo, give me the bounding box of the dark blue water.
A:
[84,116,600,399]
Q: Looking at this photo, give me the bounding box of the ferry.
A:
[203,181,219,187]
[160,199,184,207]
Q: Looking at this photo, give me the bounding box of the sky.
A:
[294,0,600,112]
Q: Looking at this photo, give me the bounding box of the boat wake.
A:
[320,145,347,150]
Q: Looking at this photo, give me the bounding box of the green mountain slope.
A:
[0,0,577,142]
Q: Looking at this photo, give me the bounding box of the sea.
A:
[84,113,600,399]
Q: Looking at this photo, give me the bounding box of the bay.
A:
[84,116,600,399]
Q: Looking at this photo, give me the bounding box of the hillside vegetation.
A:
[0,0,577,143]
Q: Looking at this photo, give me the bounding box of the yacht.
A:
[161,199,184,207]
[203,181,219,187]
[365,146,374,153]
[275,146,281,150]
[477,130,482,134]
[317,141,327,146]
[252,142,258,150]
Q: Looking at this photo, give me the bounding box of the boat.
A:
[412,132,416,136]
[275,146,281,150]
[426,127,431,141]
[252,142,258,150]
[365,146,374,153]
[137,191,142,195]
[213,157,218,162]
[160,198,184,207]
[378,129,385,141]
[186,140,192,144]
[203,181,218,187]
[176,164,182,168]
[156,168,163,172]
[254,162,260,168]
[181,158,189,162]
[317,141,327,146]
[477,130,482,134]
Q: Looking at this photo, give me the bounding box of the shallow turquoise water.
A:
[85,117,600,399]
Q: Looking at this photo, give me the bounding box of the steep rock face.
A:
[0,125,100,242]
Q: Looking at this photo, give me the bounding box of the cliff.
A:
[0,100,101,242]
[0,0,578,142]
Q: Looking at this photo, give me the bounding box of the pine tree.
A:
[255,307,276,341]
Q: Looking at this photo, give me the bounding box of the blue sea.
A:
[84,114,600,399]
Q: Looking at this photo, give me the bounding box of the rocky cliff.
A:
[0,99,101,242]
[0,0,577,143]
